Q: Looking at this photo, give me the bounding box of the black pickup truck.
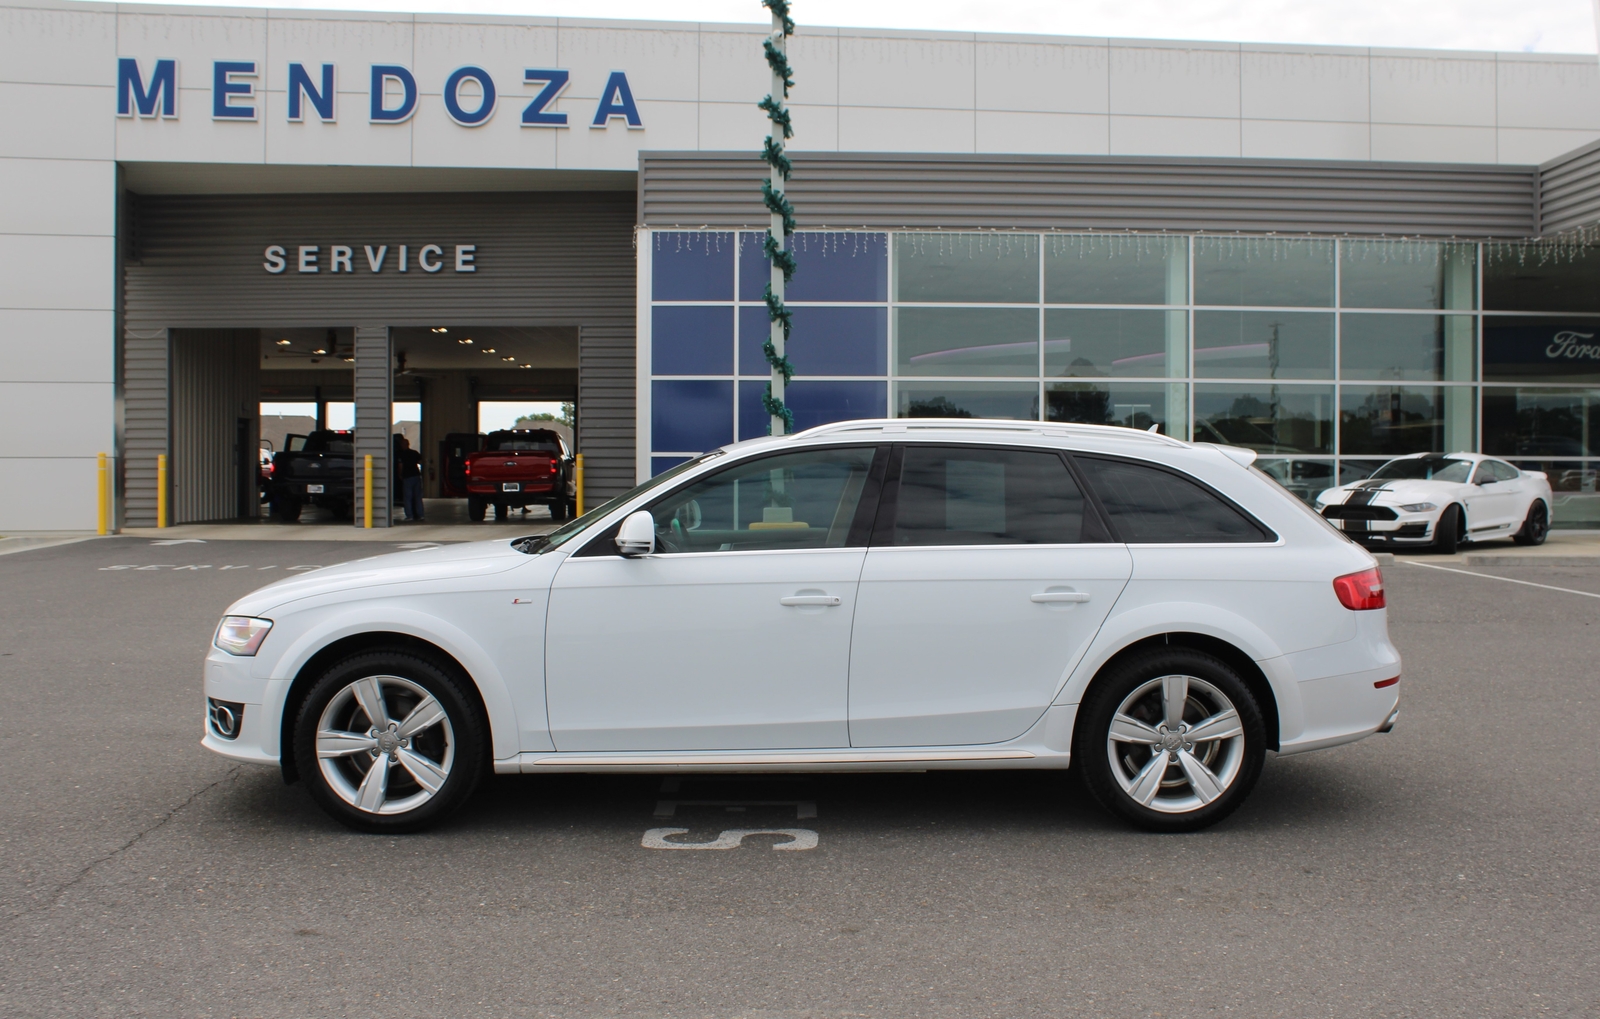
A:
[266,430,355,522]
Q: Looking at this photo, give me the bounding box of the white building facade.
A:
[3,0,1599,530]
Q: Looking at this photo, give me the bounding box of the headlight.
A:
[214,616,273,656]
[1398,502,1437,513]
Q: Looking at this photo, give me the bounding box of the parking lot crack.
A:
[6,765,243,922]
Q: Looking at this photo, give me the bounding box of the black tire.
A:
[270,495,302,523]
[1076,648,1266,833]
[467,496,486,522]
[1512,500,1549,546]
[550,498,570,522]
[331,500,354,522]
[1433,504,1462,554]
[491,501,506,521]
[291,650,486,834]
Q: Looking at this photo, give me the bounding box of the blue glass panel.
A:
[740,306,888,376]
[652,456,692,477]
[739,231,889,303]
[652,380,733,452]
[739,380,887,440]
[652,232,734,301]
[652,306,734,375]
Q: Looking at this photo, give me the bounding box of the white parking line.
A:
[1406,560,1600,599]
[641,828,818,851]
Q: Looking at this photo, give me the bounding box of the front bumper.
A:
[201,646,288,765]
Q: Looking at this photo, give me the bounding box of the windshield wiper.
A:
[512,534,551,555]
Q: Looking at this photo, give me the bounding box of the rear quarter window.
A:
[1074,455,1273,543]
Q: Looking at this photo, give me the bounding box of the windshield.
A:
[512,451,727,554]
[1370,456,1472,483]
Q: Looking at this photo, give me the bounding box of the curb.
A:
[0,535,100,557]
[1462,554,1600,567]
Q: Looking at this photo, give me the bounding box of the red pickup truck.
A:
[465,429,575,522]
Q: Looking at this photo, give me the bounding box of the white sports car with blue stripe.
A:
[1315,453,1552,553]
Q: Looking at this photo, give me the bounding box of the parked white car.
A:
[203,420,1401,833]
[1315,453,1553,553]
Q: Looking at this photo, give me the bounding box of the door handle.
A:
[780,595,841,607]
[1031,591,1090,604]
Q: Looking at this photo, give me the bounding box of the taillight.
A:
[465,460,472,475]
[1333,568,1386,610]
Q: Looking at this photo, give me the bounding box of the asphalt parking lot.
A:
[1,537,1597,1018]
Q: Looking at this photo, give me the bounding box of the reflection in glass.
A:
[1483,317,1600,384]
[1045,382,1177,436]
[896,307,1039,376]
[1482,387,1599,458]
[897,382,1038,420]
[895,233,1039,303]
[1044,234,1187,305]
[1340,241,1475,309]
[1509,459,1599,529]
[1255,459,1337,505]
[1339,460,1388,485]
[1484,245,1600,313]
[1044,309,1182,378]
[1193,385,1332,454]
[1194,311,1334,379]
[1340,314,1475,382]
[1339,386,1470,457]
[1194,237,1334,308]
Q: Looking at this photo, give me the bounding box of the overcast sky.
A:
[118,0,1600,53]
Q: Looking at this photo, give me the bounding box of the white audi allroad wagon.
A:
[203,419,1401,833]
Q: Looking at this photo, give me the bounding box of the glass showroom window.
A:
[1481,243,1600,527]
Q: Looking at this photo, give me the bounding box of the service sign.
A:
[115,59,643,129]
[262,244,477,275]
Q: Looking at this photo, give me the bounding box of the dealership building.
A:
[3,0,1600,531]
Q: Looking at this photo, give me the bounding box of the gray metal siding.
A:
[170,329,259,524]
[353,325,392,527]
[120,190,639,513]
[122,328,168,528]
[577,323,636,502]
[1538,139,1600,237]
[639,152,1538,238]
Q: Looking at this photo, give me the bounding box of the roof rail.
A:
[792,418,1189,447]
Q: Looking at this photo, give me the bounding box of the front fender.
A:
[268,604,522,764]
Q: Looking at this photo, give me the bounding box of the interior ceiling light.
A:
[342,356,355,362]
[457,338,473,345]
[501,356,516,361]
[481,348,497,354]
[430,327,448,333]
[312,348,327,355]
[275,339,291,346]
[519,363,532,368]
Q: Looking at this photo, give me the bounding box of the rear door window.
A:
[887,446,1092,546]
[1074,456,1272,543]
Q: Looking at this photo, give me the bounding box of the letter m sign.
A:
[118,58,177,118]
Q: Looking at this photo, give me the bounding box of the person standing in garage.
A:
[394,434,425,522]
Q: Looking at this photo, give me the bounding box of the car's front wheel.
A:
[1513,500,1549,546]
[292,651,486,833]
[1077,648,1265,832]
[1433,504,1463,554]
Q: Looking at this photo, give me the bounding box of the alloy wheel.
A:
[1105,674,1246,815]
[315,674,456,815]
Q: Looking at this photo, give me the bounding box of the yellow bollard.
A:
[156,454,168,529]
[363,454,373,529]
[96,452,108,535]
[574,453,585,517]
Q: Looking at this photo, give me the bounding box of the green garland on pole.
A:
[758,0,796,434]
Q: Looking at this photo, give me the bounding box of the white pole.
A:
[768,11,788,436]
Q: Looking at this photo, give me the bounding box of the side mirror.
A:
[1476,477,1495,486]
[615,510,656,557]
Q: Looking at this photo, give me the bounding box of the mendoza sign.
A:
[115,58,643,129]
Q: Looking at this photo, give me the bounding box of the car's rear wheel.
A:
[1077,648,1265,832]
[467,496,486,522]
[1512,500,1549,546]
[1433,504,1463,554]
[550,497,570,522]
[292,652,486,833]
[270,495,302,522]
